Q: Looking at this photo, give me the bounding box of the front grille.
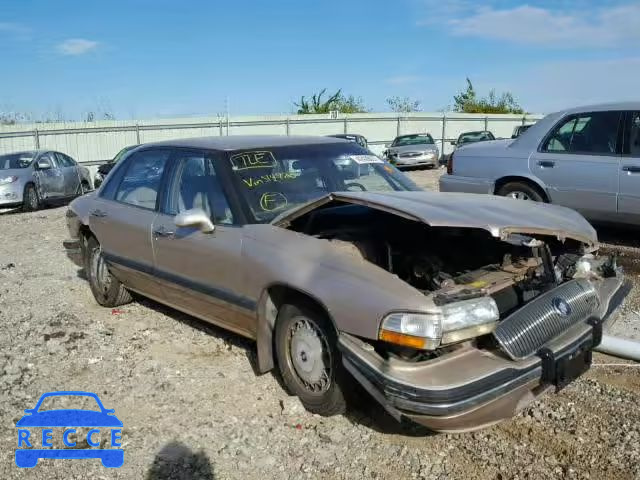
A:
[493,279,600,360]
[399,152,423,158]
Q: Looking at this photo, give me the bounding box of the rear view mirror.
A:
[174,208,215,233]
[36,159,52,170]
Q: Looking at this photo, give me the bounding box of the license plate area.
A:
[554,346,592,391]
[538,336,594,392]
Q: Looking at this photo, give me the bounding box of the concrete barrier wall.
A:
[0,112,544,164]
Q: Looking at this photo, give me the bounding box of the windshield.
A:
[458,131,493,144]
[392,134,434,147]
[112,146,135,163]
[229,143,420,222]
[0,152,36,170]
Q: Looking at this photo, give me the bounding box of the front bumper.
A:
[0,182,23,206]
[439,174,494,195]
[391,154,438,167]
[339,274,626,432]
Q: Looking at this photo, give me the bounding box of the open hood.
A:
[272,191,597,249]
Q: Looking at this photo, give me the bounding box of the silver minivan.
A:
[440,102,640,226]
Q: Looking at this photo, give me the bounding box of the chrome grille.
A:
[493,279,600,360]
[399,152,423,158]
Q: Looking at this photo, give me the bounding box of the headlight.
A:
[379,297,499,350]
[425,152,435,158]
[0,175,18,185]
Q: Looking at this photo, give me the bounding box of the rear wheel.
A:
[275,302,347,416]
[497,181,545,202]
[85,236,132,307]
[22,184,40,211]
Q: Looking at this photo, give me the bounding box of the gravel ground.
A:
[0,169,638,479]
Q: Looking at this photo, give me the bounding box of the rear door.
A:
[55,152,81,195]
[618,111,640,223]
[34,152,65,199]
[150,149,252,336]
[529,110,622,222]
[88,148,171,298]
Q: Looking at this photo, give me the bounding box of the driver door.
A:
[151,150,252,337]
[34,152,65,199]
[529,110,622,222]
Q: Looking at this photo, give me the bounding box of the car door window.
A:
[544,111,620,154]
[167,152,234,225]
[39,152,57,168]
[55,153,73,167]
[629,112,640,157]
[115,149,170,210]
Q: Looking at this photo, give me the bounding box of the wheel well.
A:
[267,285,335,328]
[494,176,549,202]
[255,284,336,374]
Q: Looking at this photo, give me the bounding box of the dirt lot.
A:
[1,168,639,479]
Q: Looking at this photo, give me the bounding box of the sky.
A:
[1,0,639,120]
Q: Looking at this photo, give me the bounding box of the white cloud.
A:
[57,38,99,56]
[419,2,640,48]
[385,75,423,85]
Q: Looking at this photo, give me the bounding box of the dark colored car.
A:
[94,146,136,189]
[511,124,533,138]
[326,134,368,149]
[441,130,496,165]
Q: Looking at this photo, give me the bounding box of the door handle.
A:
[90,209,107,218]
[622,165,640,173]
[537,160,555,168]
[153,227,175,238]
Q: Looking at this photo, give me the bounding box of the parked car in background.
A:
[440,130,496,166]
[0,150,92,212]
[94,145,136,188]
[384,133,439,169]
[511,124,533,138]
[440,102,640,227]
[326,134,368,149]
[64,135,625,432]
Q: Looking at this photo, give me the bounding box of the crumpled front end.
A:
[339,260,626,432]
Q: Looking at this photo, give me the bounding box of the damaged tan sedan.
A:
[63,136,626,432]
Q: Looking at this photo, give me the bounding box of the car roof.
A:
[459,130,492,136]
[140,135,349,151]
[556,101,640,115]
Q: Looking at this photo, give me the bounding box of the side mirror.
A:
[511,134,517,139]
[174,208,215,233]
[36,159,52,170]
[450,141,457,146]
[24,409,35,414]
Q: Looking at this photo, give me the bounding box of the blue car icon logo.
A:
[15,391,123,468]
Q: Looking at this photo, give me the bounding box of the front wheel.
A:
[22,184,40,212]
[497,181,545,202]
[275,302,347,416]
[85,236,132,307]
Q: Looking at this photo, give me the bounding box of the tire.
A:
[275,301,347,416]
[85,236,132,307]
[22,183,40,212]
[497,181,545,202]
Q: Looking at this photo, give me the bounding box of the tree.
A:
[386,96,421,113]
[453,78,524,114]
[294,89,368,114]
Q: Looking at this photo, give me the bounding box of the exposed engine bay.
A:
[286,203,617,359]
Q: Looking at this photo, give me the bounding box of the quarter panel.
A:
[241,224,430,340]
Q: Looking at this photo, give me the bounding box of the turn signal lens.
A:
[379,330,427,349]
